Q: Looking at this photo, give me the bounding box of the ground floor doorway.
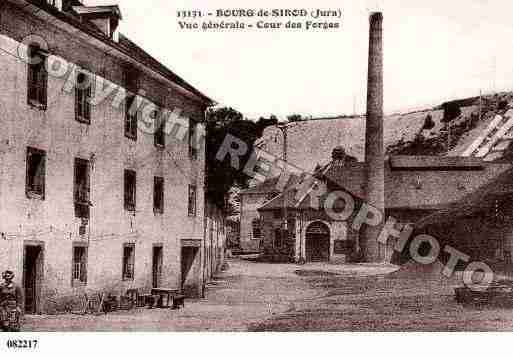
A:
[181,246,199,289]
[152,245,163,288]
[23,243,44,314]
[305,222,330,262]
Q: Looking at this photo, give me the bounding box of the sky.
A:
[88,0,513,119]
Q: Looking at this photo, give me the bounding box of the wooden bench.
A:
[172,294,185,310]
[142,294,160,309]
[126,289,147,308]
[151,288,184,309]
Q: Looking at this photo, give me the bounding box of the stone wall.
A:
[0,2,209,311]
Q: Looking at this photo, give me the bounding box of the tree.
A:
[287,114,303,122]
[441,101,461,124]
[422,114,435,130]
[205,108,278,209]
[256,114,279,129]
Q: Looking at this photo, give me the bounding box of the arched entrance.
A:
[305,222,330,262]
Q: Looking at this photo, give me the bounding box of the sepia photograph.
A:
[1,0,513,355]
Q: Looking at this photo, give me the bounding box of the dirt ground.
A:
[22,258,513,331]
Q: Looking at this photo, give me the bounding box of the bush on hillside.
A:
[441,102,462,123]
[422,114,435,130]
[498,100,508,111]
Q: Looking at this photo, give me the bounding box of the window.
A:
[124,66,139,141]
[124,169,136,211]
[266,192,280,201]
[74,158,90,219]
[27,45,48,109]
[75,72,93,124]
[26,147,46,199]
[153,176,164,214]
[188,119,198,159]
[274,228,283,248]
[39,0,59,7]
[125,95,138,140]
[188,184,197,217]
[274,227,291,248]
[252,218,262,240]
[273,209,282,219]
[72,245,88,285]
[122,243,135,281]
[153,109,165,147]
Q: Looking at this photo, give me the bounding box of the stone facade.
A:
[0,0,219,313]
[259,207,361,264]
[239,192,267,252]
[255,147,513,264]
[239,177,283,253]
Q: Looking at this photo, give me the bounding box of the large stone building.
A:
[239,177,283,253]
[0,0,224,314]
[257,149,512,263]
[241,12,513,267]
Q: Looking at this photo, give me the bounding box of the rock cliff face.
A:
[258,92,513,173]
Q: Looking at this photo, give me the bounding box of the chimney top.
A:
[369,12,383,20]
[369,12,383,30]
[71,4,122,39]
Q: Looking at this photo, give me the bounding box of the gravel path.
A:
[23,259,513,331]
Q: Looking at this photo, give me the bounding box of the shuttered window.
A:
[188,119,198,159]
[125,95,138,140]
[122,244,135,281]
[188,184,197,217]
[124,66,139,140]
[26,147,46,200]
[153,176,164,214]
[27,46,48,109]
[74,158,90,218]
[154,109,165,147]
[252,219,262,239]
[75,72,93,124]
[72,245,88,285]
[124,169,136,211]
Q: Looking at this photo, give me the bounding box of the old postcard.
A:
[0,0,512,356]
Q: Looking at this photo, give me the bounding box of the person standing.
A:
[0,270,23,332]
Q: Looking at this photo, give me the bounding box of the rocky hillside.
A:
[387,92,513,160]
[258,91,513,173]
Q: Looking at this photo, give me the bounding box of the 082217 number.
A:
[6,339,38,349]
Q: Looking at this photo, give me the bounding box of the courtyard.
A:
[22,258,513,331]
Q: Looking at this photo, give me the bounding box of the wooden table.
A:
[151,288,180,308]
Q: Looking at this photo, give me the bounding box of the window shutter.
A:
[27,63,35,103]
[133,173,136,209]
[124,172,130,207]
[39,61,48,107]
[85,77,93,120]
[75,84,81,122]
[84,88,90,120]
[129,249,135,277]
[85,161,91,200]
[38,154,46,199]
[80,251,87,283]
[74,160,79,202]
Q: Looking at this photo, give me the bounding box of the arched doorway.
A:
[305,222,330,262]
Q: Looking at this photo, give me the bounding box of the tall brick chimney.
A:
[360,12,385,262]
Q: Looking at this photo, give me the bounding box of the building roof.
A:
[71,5,122,19]
[389,156,484,170]
[414,166,513,229]
[239,175,300,195]
[258,156,512,212]
[20,0,212,105]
